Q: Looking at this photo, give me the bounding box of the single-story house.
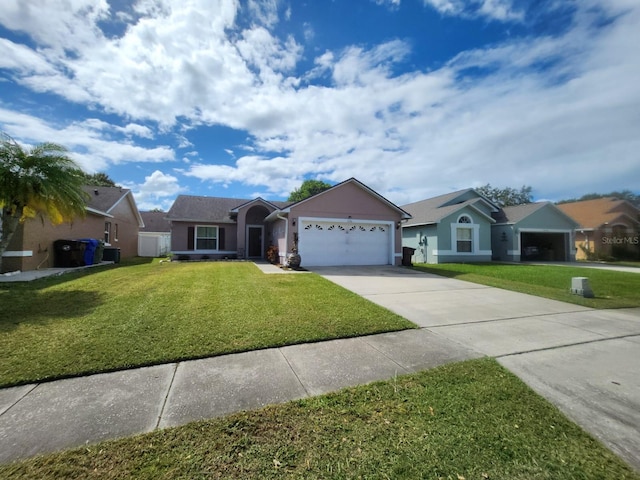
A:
[491,202,580,262]
[166,178,411,267]
[556,198,640,260]
[2,186,144,273]
[139,211,172,257]
[401,189,499,264]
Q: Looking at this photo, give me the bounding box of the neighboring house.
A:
[2,186,144,273]
[491,202,580,262]
[166,178,411,266]
[401,189,499,264]
[556,198,640,260]
[139,211,172,257]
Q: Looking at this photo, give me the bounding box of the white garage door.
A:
[299,219,392,266]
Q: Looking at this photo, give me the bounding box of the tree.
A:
[557,190,640,207]
[81,172,117,187]
[0,133,88,272]
[287,179,333,202]
[476,184,533,207]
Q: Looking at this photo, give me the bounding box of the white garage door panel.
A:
[299,219,391,266]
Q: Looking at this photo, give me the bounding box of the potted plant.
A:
[287,233,301,269]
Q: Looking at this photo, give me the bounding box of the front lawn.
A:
[2,358,637,479]
[0,260,414,387]
[412,263,640,308]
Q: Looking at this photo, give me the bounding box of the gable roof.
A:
[556,197,640,229]
[140,211,171,232]
[494,202,579,227]
[83,186,144,227]
[275,178,411,219]
[401,188,497,227]
[230,197,291,212]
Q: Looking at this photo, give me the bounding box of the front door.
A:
[247,226,263,258]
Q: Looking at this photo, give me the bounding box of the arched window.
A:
[456,215,473,252]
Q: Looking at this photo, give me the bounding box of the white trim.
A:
[195,224,219,250]
[450,222,481,254]
[86,207,114,218]
[172,250,236,255]
[2,250,33,257]
[517,228,573,233]
[299,216,392,225]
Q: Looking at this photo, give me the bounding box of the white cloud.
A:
[1,0,639,204]
[129,170,184,210]
[422,0,523,22]
[0,109,174,172]
[247,0,280,28]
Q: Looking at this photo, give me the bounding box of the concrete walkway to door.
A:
[310,265,640,471]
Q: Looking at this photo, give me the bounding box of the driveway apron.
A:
[311,265,640,471]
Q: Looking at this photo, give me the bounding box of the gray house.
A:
[401,189,499,264]
[491,202,580,262]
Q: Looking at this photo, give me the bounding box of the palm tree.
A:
[0,132,88,272]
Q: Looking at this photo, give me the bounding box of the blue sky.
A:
[1,0,639,211]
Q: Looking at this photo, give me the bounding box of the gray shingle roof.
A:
[495,202,548,224]
[83,186,130,214]
[402,189,486,226]
[140,211,171,232]
[166,195,292,223]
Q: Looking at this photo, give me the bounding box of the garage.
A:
[520,231,571,261]
[299,219,392,266]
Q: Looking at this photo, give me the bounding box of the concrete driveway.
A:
[311,265,640,470]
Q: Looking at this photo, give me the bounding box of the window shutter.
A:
[219,228,225,250]
[187,227,194,250]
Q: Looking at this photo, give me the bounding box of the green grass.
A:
[0,260,414,387]
[412,263,640,308]
[1,358,637,479]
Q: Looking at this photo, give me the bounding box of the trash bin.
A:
[103,247,121,263]
[94,240,105,264]
[53,240,86,268]
[402,246,416,266]
[79,239,99,265]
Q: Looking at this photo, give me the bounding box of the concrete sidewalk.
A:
[0,329,479,463]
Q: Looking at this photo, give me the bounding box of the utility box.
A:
[103,247,121,263]
[571,277,594,298]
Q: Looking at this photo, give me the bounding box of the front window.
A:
[196,226,218,250]
[456,227,472,252]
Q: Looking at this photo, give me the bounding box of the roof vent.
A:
[94,189,99,195]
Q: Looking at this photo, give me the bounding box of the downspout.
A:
[277,213,288,264]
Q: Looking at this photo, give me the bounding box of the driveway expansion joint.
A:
[495,333,640,359]
[426,309,594,329]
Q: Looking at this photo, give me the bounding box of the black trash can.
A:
[402,246,416,266]
[103,247,121,263]
[54,240,86,268]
